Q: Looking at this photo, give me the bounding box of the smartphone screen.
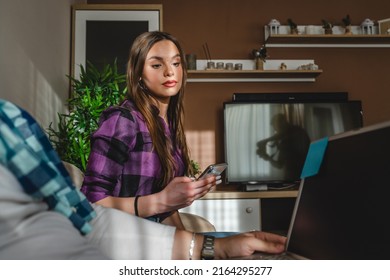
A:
[197,163,228,180]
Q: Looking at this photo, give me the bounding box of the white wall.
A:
[0,0,85,129]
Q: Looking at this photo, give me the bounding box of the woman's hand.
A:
[158,175,221,211]
[214,231,287,259]
[172,230,286,260]
[95,175,221,217]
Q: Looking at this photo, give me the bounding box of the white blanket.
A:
[0,165,175,260]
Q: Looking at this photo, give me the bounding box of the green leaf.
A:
[47,59,127,171]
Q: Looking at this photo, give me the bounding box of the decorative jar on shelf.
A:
[287,18,298,35]
[324,27,333,35]
[255,58,264,70]
[322,20,333,35]
[344,25,352,35]
[252,45,267,70]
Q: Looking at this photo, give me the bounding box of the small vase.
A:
[255,58,264,70]
[324,28,333,35]
[290,27,298,35]
[345,25,353,35]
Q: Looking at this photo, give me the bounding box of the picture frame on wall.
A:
[72,4,163,79]
[378,18,390,35]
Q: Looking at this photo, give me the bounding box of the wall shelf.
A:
[188,59,322,82]
[187,69,322,83]
[264,25,390,48]
[266,34,390,48]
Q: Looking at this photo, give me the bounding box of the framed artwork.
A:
[378,18,390,35]
[72,4,163,79]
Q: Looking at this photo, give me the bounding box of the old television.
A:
[223,93,363,189]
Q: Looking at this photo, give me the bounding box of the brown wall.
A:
[88,0,390,172]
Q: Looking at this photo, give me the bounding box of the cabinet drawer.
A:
[180,199,260,232]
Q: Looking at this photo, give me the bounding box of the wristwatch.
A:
[201,235,215,260]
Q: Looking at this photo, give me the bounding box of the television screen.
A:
[223,101,363,187]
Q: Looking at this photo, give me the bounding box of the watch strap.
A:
[201,235,215,260]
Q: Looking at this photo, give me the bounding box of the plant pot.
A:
[324,28,333,35]
[345,25,353,35]
[290,27,298,35]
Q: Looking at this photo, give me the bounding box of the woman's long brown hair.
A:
[126,31,194,188]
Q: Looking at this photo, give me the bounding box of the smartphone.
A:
[197,163,228,180]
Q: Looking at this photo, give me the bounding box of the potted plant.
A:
[342,14,352,34]
[190,160,201,177]
[287,18,298,34]
[322,19,333,34]
[252,45,268,70]
[47,60,127,171]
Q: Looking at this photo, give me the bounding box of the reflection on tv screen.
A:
[224,102,363,185]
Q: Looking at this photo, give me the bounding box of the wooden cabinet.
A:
[180,198,261,232]
[180,188,298,233]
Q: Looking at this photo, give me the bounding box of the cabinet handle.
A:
[246,207,253,213]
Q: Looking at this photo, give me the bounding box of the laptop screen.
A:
[287,122,390,259]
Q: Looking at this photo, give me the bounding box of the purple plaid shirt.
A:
[81,99,185,221]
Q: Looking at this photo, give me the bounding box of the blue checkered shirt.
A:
[0,99,96,235]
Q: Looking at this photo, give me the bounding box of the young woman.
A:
[81,31,219,229]
[0,97,282,261]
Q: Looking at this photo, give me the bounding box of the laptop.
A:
[239,120,390,260]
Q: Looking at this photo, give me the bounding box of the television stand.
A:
[245,184,268,191]
[244,182,299,192]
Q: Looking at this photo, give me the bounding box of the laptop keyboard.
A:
[231,252,296,260]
